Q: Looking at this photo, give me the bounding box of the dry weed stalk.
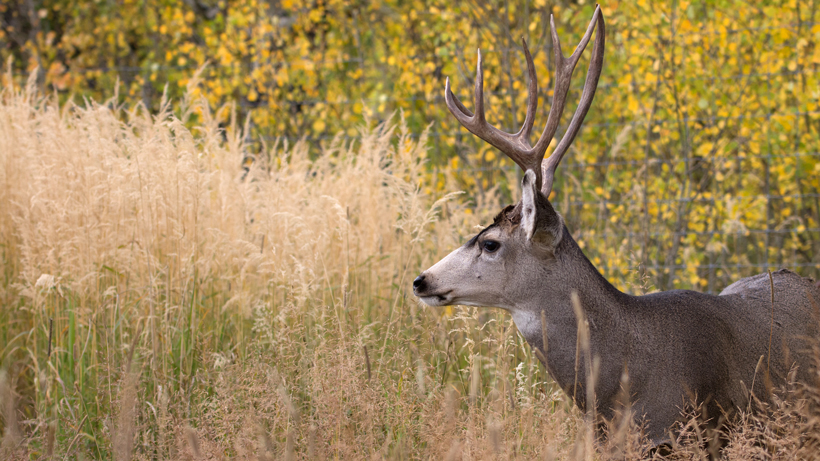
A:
[0,370,21,455]
[113,370,138,461]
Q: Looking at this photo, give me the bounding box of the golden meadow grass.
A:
[2,75,820,459]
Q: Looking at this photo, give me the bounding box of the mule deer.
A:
[413,6,820,445]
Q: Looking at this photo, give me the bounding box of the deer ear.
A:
[521,170,563,247]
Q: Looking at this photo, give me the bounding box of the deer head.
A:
[414,6,605,315]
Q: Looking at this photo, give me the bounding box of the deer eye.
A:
[482,240,500,253]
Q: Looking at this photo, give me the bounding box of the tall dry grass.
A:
[1,74,820,459]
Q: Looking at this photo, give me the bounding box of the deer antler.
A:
[444,5,605,197]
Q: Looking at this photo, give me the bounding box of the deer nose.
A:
[413,274,427,292]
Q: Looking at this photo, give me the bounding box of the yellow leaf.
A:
[749,141,760,154]
[628,97,639,114]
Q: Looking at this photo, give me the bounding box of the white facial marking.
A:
[511,310,541,340]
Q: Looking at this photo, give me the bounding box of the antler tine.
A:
[445,78,474,118]
[515,39,539,143]
[541,6,606,197]
[474,49,485,122]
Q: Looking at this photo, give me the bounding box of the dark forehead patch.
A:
[465,203,521,247]
[494,204,520,225]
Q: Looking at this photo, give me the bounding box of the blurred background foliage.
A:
[2,0,819,292]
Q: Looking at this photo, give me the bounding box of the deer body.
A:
[417,179,819,443]
[414,6,820,445]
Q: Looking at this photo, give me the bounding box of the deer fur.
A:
[415,170,820,444]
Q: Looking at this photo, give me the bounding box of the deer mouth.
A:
[418,291,453,306]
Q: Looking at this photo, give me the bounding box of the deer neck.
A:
[510,225,632,393]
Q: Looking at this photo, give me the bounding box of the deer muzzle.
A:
[412,273,453,306]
